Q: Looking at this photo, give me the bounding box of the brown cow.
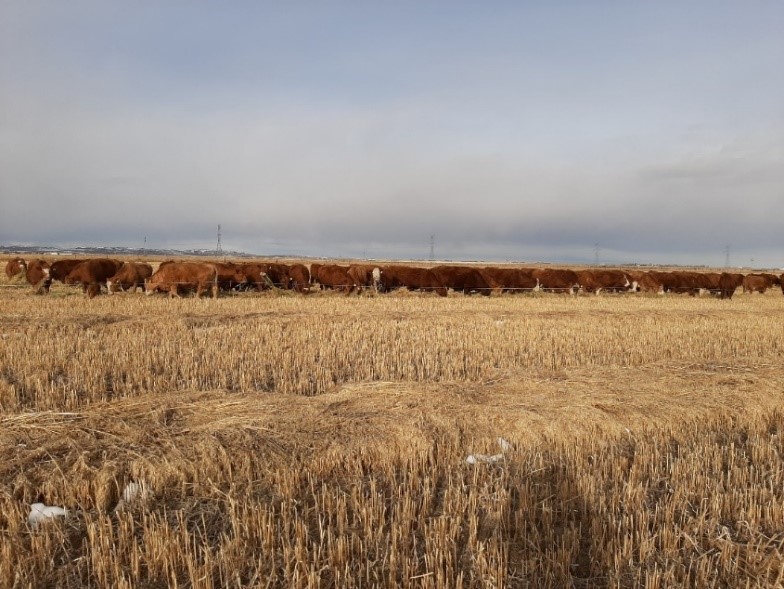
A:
[48,259,87,283]
[311,264,351,293]
[647,271,680,294]
[5,258,26,279]
[261,263,291,289]
[235,263,270,291]
[107,262,154,293]
[346,264,380,295]
[65,259,123,298]
[671,271,699,295]
[309,263,323,286]
[431,265,492,296]
[743,273,778,294]
[669,272,721,296]
[577,269,632,295]
[718,273,745,300]
[662,271,707,296]
[213,262,247,292]
[239,261,309,292]
[533,268,580,294]
[378,265,447,297]
[145,262,219,298]
[288,263,311,293]
[626,271,663,294]
[702,273,723,294]
[480,267,538,294]
[25,260,50,294]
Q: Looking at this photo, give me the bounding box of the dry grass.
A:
[1,269,784,587]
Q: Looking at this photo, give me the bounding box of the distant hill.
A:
[0,244,257,258]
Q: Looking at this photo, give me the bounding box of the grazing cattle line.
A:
[4,256,783,298]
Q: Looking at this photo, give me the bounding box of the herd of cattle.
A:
[4,257,784,300]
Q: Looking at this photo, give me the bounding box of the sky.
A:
[1,2,783,268]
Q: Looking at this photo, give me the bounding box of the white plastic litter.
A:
[114,480,148,512]
[466,437,513,465]
[497,437,512,452]
[28,503,68,528]
[466,453,504,465]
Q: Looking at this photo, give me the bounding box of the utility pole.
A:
[216,225,222,255]
[724,244,731,268]
[143,235,147,252]
[429,234,435,261]
[594,242,600,266]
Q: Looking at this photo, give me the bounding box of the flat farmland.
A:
[1,275,783,588]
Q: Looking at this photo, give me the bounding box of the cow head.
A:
[371,267,382,291]
[14,259,27,273]
[230,266,249,289]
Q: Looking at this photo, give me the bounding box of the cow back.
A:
[49,259,86,282]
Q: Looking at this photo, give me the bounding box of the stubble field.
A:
[1,266,783,588]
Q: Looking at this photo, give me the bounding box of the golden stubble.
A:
[1,277,783,587]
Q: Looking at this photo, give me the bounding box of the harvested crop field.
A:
[1,270,784,588]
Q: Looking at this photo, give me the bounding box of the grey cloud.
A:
[2,56,783,267]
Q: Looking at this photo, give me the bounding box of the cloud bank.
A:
[1,2,782,267]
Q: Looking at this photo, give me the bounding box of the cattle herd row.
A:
[4,257,784,299]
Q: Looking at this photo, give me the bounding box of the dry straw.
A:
[1,271,783,587]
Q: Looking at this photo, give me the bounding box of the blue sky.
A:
[1,2,782,267]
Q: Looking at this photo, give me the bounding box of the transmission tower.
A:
[429,235,435,261]
[216,225,222,255]
[594,242,600,266]
[724,244,731,268]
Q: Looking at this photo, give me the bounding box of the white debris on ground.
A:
[466,437,513,465]
[26,480,150,528]
[114,480,149,512]
[466,453,504,465]
[28,503,68,528]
